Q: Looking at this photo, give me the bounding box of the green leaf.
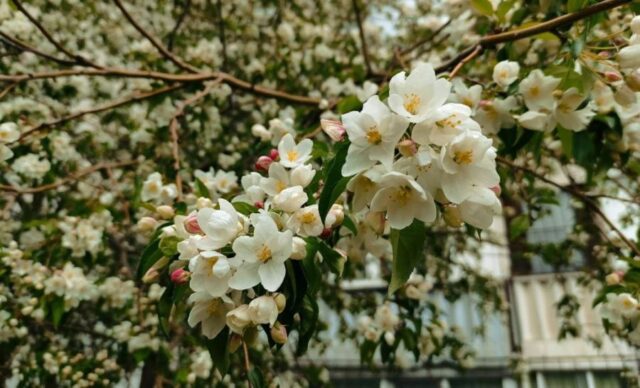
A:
[232,201,258,216]
[567,0,588,12]
[248,368,265,388]
[159,235,180,257]
[509,214,530,239]
[157,283,174,337]
[557,128,573,156]
[136,238,163,280]
[496,0,514,22]
[207,327,230,375]
[573,130,596,168]
[388,219,426,295]
[317,240,346,276]
[318,140,351,223]
[471,0,494,16]
[194,178,210,198]
[360,340,377,364]
[342,214,358,235]
[295,295,319,356]
[50,297,65,328]
[301,239,321,295]
[336,95,362,114]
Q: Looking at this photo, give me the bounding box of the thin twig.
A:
[0,81,18,101]
[497,156,640,257]
[168,79,222,200]
[113,0,199,73]
[449,45,482,78]
[242,340,252,387]
[352,0,372,76]
[0,160,138,194]
[11,0,101,68]
[16,84,183,143]
[0,68,321,106]
[167,0,191,51]
[399,19,451,57]
[436,0,631,73]
[0,31,77,66]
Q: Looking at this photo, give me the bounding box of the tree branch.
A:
[113,0,200,73]
[0,68,321,106]
[0,160,138,194]
[497,156,640,257]
[11,0,101,68]
[166,0,191,51]
[0,32,76,66]
[352,0,372,76]
[168,79,222,200]
[448,45,482,78]
[435,0,631,73]
[15,84,184,143]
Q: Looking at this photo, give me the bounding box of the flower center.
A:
[208,299,222,313]
[257,245,272,263]
[275,180,287,193]
[287,150,298,162]
[436,115,462,128]
[366,127,382,145]
[394,186,412,205]
[299,211,317,224]
[404,93,421,115]
[529,86,540,97]
[453,150,474,165]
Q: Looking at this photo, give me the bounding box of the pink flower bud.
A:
[170,268,190,284]
[397,139,417,157]
[597,51,610,59]
[269,149,279,160]
[255,156,273,172]
[254,201,264,209]
[320,119,346,141]
[184,213,203,234]
[604,71,622,82]
[479,100,493,108]
[490,185,501,196]
[320,227,332,239]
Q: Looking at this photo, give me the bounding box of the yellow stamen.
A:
[257,245,272,263]
[299,212,317,224]
[404,93,421,115]
[394,186,412,205]
[287,150,298,161]
[453,150,474,165]
[366,127,382,145]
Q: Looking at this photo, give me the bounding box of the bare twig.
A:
[11,0,101,68]
[399,19,451,57]
[242,340,252,387]
[0,160,138,194]
[436,0,631,73]
[0,31,76,66]
[497,156,640,257]
[168,79,223,199]
[449,45,482,78]
[352,0,372,76]
[167,0,191,51]
[16,84,183,142]
[0,68,321,106]
[113,0,200,73]
[0,81,18,101]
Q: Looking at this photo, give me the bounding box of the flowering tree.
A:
[1,0,640,386]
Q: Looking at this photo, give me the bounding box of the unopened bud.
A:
[270,322,288,344]
[597,51,610,59]
[269,149,279,160]
[552,89,563,99]
[320,119,346,141]
[137,217,158,233]
[320,227,332,239]
[170,268,190,284]
[255,156,274,172]
[184,213,203,234]
[615,84,637,106]
[443,205,463,228]
[291,237,307,260]
[606,272,621,285]
[626,70,640,92]
[604,71,622,82]
[618,44,640,69]
[479,99,493,108]
[384,331,395,346]
[142,268,159,283]
[254,201,264,209]
[397,139,417,157]
[490,185,502,196]
[196,197,213,209]
[156,205,175,220]
[251,124,272,142]
[274,293,287,313]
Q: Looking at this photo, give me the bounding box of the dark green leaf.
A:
[207,327,230,375]
[318,140,350,222]
[194,178,210,198]
[136,239,163,280]
[509,214,530,239]
[248,368,265,388]
[471,0,494,16]
[389,219,426,295]
[317,240,346,276]
[50,297,65,328]
[301,239,321,295]
[295,295,319,356]
[336,95,362,114]
[232,201,259,216]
